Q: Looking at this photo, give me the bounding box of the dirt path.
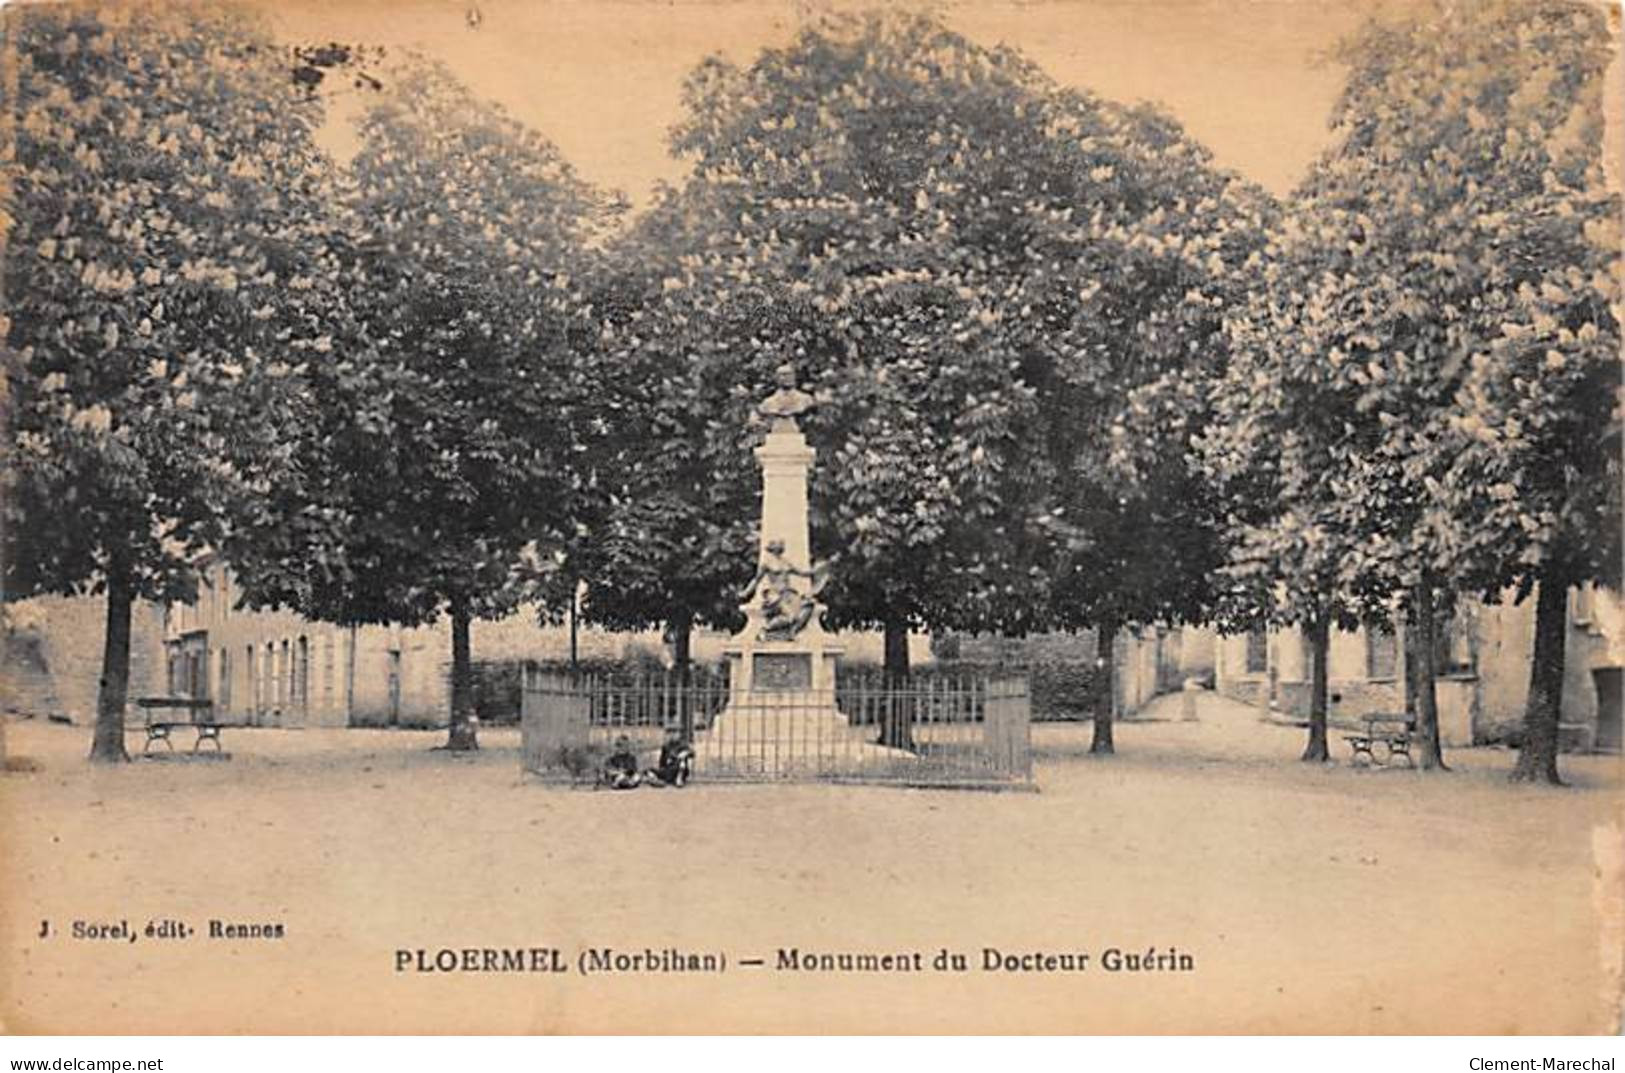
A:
[2,711,1620,1033]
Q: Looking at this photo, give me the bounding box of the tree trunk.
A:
[445,600,478,751]
[1412,583,1448,771]
[879,617,914,750]
[1511,566,1569,785]
[670,612,694,740]
[89,567,134,764]
[1302,615,1330,763]
[1090,618,1117,755]
[568,585,579,671]
[669,613,693,674]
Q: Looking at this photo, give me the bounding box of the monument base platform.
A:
[694,695,916,777]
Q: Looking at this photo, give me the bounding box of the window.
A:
[1244,627,1268,675]
[1365,620,1398,680]
[280,639,292,708]
[270,642,282,707]
[322,635,335,713]
[218,648,232,710]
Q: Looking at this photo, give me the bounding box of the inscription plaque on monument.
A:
[752,653,813,691]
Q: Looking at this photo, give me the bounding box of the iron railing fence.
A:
[519,668,1032,787]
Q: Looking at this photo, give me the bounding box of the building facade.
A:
[161,559,913,729]
[1212,585,1622,751]
[162,559,658,728]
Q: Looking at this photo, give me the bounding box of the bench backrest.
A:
[133,697,215,724]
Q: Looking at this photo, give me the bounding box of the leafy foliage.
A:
[243,57,621,622]
[566,196,765,652]
[1198,0,1620,773]
[240,56,623,748]
[589,11,1255,694]
[1,3,358,759]
[4,3,347,605]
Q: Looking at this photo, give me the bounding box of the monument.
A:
[698,364,901,774]
[723,364,843,695]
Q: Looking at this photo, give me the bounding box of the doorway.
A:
[1592,668,1622,753]
[387,650,402,727]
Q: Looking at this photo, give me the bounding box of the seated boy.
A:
[601,735,641,789]
[643,726,694,788]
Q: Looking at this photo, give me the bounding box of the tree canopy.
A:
[243,56,623,748]
[2,2,359,760]
[1199,0,1621,774]
[581,12,1260,725]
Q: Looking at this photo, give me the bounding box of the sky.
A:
[268,0,1382,206]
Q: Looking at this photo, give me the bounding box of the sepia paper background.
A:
[1,0,1622,1036]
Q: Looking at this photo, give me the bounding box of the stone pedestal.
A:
[754,419,815,572]
[704,416,854,754]
[716,417,842,706]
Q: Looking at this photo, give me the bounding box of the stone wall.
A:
[1221,677,1270,711]
[1274,678,1405,723]
[1,595,166,724]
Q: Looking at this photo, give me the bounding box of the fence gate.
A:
[520,670,1032,788]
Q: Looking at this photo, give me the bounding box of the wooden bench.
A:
[132,697,229,754]
[1343,713,1415,768]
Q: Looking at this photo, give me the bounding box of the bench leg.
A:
[1346,739,1374,767]
[145,727,173,754]
[194,727,223,753]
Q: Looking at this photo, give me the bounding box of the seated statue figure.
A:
[740,539,825,642]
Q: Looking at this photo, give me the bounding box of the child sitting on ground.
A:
[643,726,694,788]
[601,735,641,789]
